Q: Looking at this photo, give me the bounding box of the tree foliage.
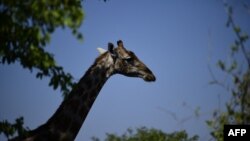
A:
[92,127,199,141]
[207,2,250,141]
[0,117,28,140]
[0,0,84,97]
[0,0,84,139]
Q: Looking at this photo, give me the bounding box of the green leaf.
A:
[77,33,83,40]
[228,60,237,72]
[230,44,239,53]
[240,33,249,42]
[233,76,240,84]
[36,72,43,79]
[234,26,241,33]
[217,60,225,71]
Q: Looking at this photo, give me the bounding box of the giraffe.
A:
[10,40,156,141]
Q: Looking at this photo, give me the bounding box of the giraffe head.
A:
[97,40,156,82]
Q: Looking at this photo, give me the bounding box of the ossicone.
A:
[117,40,123,47]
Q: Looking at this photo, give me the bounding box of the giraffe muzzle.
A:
[143,73,156,82]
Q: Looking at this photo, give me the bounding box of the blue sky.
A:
[1,0,250,140]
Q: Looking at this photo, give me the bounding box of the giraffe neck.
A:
[14,53,114,141]
[47,63,109,140]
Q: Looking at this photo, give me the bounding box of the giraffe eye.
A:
[124,58,133,64]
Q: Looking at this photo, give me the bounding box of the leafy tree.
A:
[0,0,84,97]
[207,1,250,141]
[92,127,199,141]
[0,117,28,140]
[0,0,84,139]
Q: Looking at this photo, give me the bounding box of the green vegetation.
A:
[206,2,250,141]
[92,127,198,141]
[0,0,84,98]
[0,0,84,139]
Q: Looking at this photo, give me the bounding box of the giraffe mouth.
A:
[143,74,156,82]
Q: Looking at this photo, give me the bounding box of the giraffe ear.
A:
[107,42,117,58]
[108,42,114,53]
[97,47,107,54]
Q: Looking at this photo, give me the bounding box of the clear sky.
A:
[1,0,250,140]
